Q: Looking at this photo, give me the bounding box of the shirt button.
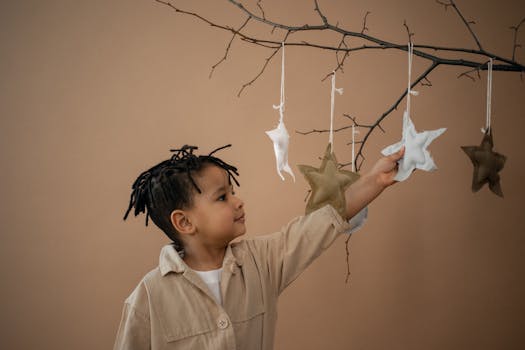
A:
[217,317,229,329]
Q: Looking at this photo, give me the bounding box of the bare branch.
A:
[157,0,525,171]
[237,45,280,97]
[510,17,525,61]
[449,0,483,50]
[342,114,378,130]
[361,11,371,34]
[296,124,355,135]
[457,67,481,81]
[256,0,266,20]
[314,0,329,25]
[436,0,453,11]
[345,235,352,284]
[334,35,350,73]
[403,20,414,43]
[353,61,441,171]
[210,17,251,78]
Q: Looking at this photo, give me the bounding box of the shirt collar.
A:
[159,244,244,276]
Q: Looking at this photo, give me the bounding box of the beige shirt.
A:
[114,205,356,350]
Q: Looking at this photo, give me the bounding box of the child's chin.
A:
[231,230,246,242]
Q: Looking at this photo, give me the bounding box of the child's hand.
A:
[344,147,404,218]
[369,147,405,188]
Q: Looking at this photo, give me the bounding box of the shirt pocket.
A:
[225,260,266,325]
[160,302,218,344]
[228,294,266,350]
[228,294,265,324]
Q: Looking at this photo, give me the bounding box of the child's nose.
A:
[234,195,244,209]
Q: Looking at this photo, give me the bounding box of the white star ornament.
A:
[381,111,446,182]
[266,119,295,181]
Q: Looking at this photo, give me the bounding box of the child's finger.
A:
[389,146,405,162]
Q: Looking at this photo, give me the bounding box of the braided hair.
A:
[123,144,240,252]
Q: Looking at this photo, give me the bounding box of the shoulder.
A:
[121,267,160,321]
[125,267,161,303]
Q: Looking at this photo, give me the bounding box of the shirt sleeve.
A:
[113,284,151,350]
[247,204,359,295]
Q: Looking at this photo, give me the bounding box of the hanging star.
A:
[266,119,295,181]
[298,143,360,218]
[461,129,506,197]
[381,111,446,182]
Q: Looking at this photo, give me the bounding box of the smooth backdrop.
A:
[1,1,524,349]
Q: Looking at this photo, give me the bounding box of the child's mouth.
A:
[235,214,245,223]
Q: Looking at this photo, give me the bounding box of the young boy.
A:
[114,144,404,350]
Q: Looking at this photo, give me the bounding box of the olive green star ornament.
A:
[298,143,360,218]
[461,129,506,197]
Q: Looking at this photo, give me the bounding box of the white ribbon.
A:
[406,42,419,117]
[482,58,493,134]
[330,71,344,150]
[272,42,285,122]
[351,124,360,172]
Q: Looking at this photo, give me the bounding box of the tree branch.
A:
[437,0,483,50]
[361,11,371,35]
[155,0,524,170]
[510,17,525,61]
[209,17,251,78]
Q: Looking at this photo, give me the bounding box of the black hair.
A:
[123,144,239,252]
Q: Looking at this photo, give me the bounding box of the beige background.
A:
[1,0,524,349]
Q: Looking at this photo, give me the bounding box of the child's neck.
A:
[183,245,227,271]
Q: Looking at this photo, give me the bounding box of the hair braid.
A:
[123,145,239,253]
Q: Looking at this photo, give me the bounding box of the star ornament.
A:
[298,143,360,218]
[266,119,295,181]
[461,129,506,197]
[381,111,446,182]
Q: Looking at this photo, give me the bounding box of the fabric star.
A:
[298,143,360,218]
[266,119,295,181]
[381,111,446,182]
[461,129,506,197]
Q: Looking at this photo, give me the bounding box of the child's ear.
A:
[170,209,195,235]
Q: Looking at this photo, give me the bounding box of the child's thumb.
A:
[389,146,405,162]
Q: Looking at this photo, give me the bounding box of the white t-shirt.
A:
[194,268,223,305]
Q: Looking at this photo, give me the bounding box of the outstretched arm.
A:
[344,148,405,219]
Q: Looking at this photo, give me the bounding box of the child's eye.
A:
[218,194,226,201]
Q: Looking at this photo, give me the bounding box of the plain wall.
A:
[1,0,524,349]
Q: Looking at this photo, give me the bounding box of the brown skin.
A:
[171,148,404,271]
[344,147,405,219]
[170,164,245,271]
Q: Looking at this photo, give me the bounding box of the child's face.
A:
[185,164,246,248]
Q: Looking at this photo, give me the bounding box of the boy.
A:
[114,144,404,350]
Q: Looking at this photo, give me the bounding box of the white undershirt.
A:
[194,268,223,305]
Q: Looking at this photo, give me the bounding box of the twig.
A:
[449,0,483,50]
[510,17,525,61]
[314,0,328,25]
[156,0,525,169]
[436,0,453,11]
[210,17,251,78]
[403,20,414,43]
[352,60,441,171]
[237,46,280,97]
[458,66,482,81]
[296,124,355,135]
[345,235,352,284]
[361,11,371,34]
[256,0,266,20]
[422,77,433,86]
